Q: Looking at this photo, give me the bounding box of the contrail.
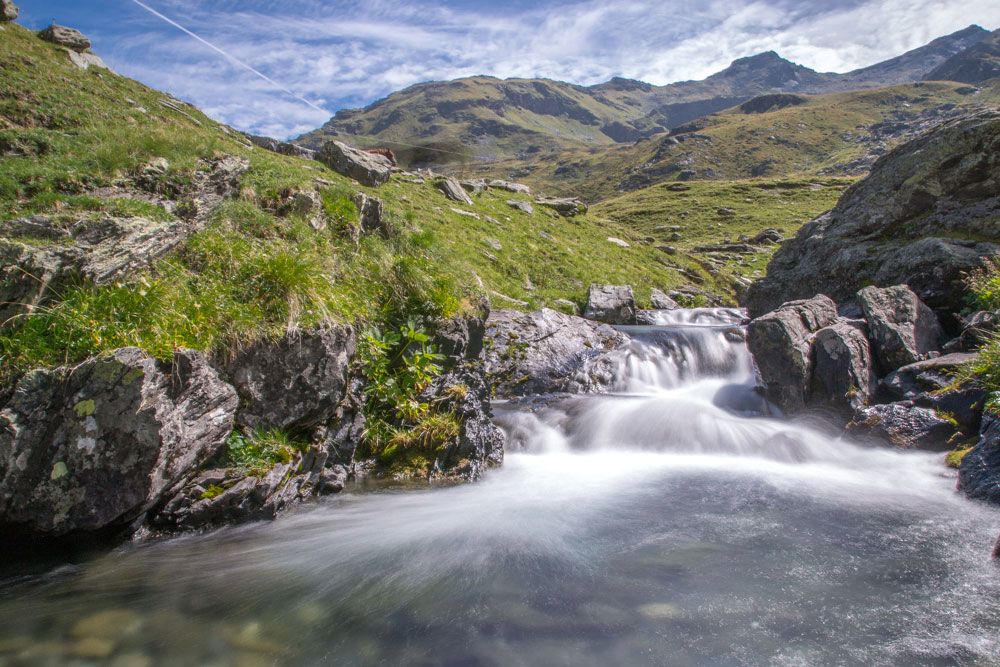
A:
[127,0,328,114]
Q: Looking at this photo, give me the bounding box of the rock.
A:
[848,402,956,450]
[857,285,943,373]
[507,199,534,214]
[583,284,637,325]
[483,308,630,397]
[460,179,487,195]
[66,50,107,70]
[225,325,356,432]
[746,295,838,412]
[351,192,390,237]
[536,197,587,217]
[959,412,1000,503]
[1,1,17,21]
[607,237,630,248]
[71,609,142,641]
[247,134,315,159]
[489,180,531,194]
[0,349,237,543]
[749,228,783,245]
[650,288,680,310]
[316,141,392,187]
[811,320,877,411]
[38,25,91,52]
[745,112,1000,318]
[716,207,736,217]
[882,353,977,400]
[279,189,324,229]
[436,176,474,205]
[958,310,1000,350]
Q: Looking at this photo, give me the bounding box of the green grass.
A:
[223,429,310,477]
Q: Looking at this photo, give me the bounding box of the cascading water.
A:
[2,309,999,666]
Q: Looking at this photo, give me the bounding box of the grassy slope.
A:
[591,178,850,280]
[460,80,1000,201]
[0,23,704,377]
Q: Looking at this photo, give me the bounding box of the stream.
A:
[1,309,999,666]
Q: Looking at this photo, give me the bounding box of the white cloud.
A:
[101,0,1000,138]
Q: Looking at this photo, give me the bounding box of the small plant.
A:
[223,429,309,476]
[945,447,973,469]
[965,257,1000,311]
[200,484,226,500]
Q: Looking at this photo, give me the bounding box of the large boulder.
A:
[316,141,392,187]
[810,320,877,411]
[0,349,237,543]
[1,1,18,21]
[225,325,356,432]
[745,112,1000,317]
[583,284,637,325]
[483,308,630,397]
[747,295,838,412]
[959,412,1000,504]
[857,285,943,373]
[38,24,91,52]
[848,402,956,450]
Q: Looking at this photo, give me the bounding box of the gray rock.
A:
[38,24,91,52]
[66,50,107,70]
[848,402,956,450]
[436,177,474,205]
[857,284,943,373]
[507,199,534,214]
[745,113,1000,318]
[750,228,783,245]
[351,192,390,237]
[811,319,877,411]
[650,288,680,310]
[483,308,630,397]
[489,180,531,194]
[583,284,637,325]
[958,310,1000,350]
[316,141,392,187]
[1,1,17,21]
[746,295,838,412]
[882,353,977,400]
[536,197,587,217]
[226,325,356,432]
[460,179,487,195]
[959,413,1000,504]
[247,134,315,159]
[0,349,237,539]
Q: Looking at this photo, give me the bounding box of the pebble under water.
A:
[1,309,999,666]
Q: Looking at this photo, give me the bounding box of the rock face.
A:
[316,141,393,187]
[437,177,474,205]
[1,1,17,21]
[583,284,637,325]
[810,320,877,410]
[484,308,630,396]
[0,349,237,541]
[858,285,944,372]
[226,326,356,432]
[746,295,838,412]
[745,113,1000,317]
[959,413,1000,504]
[38,25,91,51]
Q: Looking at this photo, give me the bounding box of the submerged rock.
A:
[583,284,637,325]
[857,285,943,373]
[316,141,392,187]
[746,295,838,412]
[0,349,237,543]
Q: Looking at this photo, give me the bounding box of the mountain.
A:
[297,25,993,169]
[925,28,1000,83]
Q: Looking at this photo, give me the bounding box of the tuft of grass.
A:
[945,447,974,469]
[223,429,310,477]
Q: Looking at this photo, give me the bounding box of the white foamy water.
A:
[1,308,998,666]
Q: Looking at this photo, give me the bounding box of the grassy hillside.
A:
[459,80,1000,201]
[0,22,707,378]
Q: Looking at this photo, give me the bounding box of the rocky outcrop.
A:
[1,1,17,21]
[0,349,237,543]
[535,197,587,217]
[225,326,356,432]
[583,284,637,325]
[484,308,629,397]
[857,285,943,372]
[0,156,248,326]
[38,24,90,51]
[746,295,838,411]
[745,113,1000,317]
[436,177,474,205]
[489,180,531,194]
[848,402,956,450]
[316,141,393,187]
[507,199,533,214]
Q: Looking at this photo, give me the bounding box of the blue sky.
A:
[14,0,1000,139]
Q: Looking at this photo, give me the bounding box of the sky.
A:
[14,0,1000,139]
